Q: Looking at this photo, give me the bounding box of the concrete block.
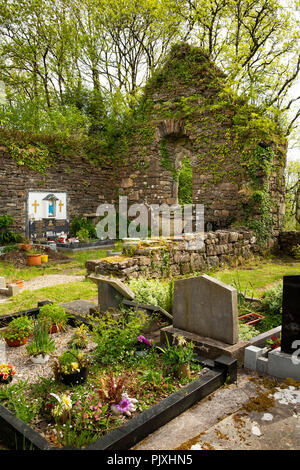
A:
[256,356,268,374]
[268,348,300,381]
[244,345,262,370]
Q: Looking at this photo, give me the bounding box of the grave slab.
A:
[161,325,249,366]
[60,300,97,316]
[173,274,238,345]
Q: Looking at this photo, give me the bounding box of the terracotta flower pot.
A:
[5,337,29,347]
[49,324,58,334]
[27,254,42,266]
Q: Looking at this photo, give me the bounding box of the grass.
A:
[0,280,97,315]
[0,248,110,282]
[211,255,300,297]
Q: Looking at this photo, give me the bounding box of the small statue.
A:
[110,392,138,417]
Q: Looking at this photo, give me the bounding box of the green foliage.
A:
[0,380,40,424]
[178,157,193,205]
[68,324,90,350]
[38,303,68,329]
[2,316,34,342]
[238,323,259,341]
[127,277,173,312]
[26,320,56,357]
[158,335,194,373]
[292,244,300,260]
[93,311,146,365]
[0,214,22,244]
[76,228,90,243]
[70,216,97,239]
[260,282,283,330]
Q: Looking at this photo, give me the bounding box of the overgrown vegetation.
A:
[0,214,22,244]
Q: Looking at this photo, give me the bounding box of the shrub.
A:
[127,278,173,312]
[38,303,68,330]
[0,214,22,244]
[70,216,96,239]
[2,316,34,342]
[93,311,147,365]
[77,228,90,243]
[260,282,283,330]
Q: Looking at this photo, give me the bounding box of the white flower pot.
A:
[31,354,50,364]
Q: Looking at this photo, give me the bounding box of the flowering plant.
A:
[0,364,16,382]
[72,394,108,430]
[266,334,281,350]
[136,335,153,350]
[158,335,194,368]
[49,393,72,423]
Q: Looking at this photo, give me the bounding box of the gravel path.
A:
[22,274,85,291]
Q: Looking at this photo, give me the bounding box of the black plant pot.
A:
[60,367,88,386]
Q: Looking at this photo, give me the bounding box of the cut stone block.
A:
[173,274,238,345]
[0,277,6,289]
[268,347,300,381]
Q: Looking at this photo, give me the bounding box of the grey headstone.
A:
[173,274,238,345]
[60,300,97,316]
[89,274,135,313]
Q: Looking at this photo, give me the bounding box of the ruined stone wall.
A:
[86,230,264,280]
[0,146,115,235]
[113,45,286,237]
[278,231,300,256]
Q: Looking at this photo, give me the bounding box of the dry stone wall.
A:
[86,230,262,280]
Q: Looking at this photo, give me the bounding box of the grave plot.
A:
[244,275,300,381]
[0,300,236,450]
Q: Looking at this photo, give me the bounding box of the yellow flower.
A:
[61,395,72,410]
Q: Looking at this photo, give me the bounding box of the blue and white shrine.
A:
[27,191,68,240]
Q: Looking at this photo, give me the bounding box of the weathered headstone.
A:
[173,274,238,345]
[89,274,135,312]
[281,275,300,354]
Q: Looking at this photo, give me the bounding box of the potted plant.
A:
[53,349,88,386]
[26,320,56,363]
[0,364,16,384]
[158,334,194,379]
[27,248,42,266]
[2,316,34,347]
[38,303,68,333]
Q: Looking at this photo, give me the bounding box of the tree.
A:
[175,0,300,136]
[284,160,300,229]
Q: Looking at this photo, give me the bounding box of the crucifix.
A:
[32,200,39,213]
[58,200,64,212]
